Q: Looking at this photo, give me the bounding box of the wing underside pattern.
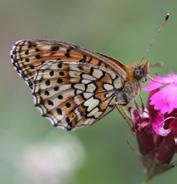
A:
[10,40,127,130]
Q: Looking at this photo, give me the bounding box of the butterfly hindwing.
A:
[33,61,120,130]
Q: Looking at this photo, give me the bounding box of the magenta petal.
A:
[152,113,171,136]
[159,73,177,83]
[144,76,164,91]
[144,81,162,91]
[167,73,177,82]
[144,73,177,91]
[149,84,177,114]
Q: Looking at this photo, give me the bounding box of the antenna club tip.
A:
[150,62,164,68]
[165,13,170,21]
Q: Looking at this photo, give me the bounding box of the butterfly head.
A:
[132,61,149,82]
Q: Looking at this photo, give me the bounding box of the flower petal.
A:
[144,73,177,91]
[144,76,164,91]
[152,113,171,136]
[150,84,177,114]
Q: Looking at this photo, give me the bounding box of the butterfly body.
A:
[10,40,149,130]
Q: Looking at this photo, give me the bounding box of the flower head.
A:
[126,73,177,180]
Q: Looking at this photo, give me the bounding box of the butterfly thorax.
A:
[114,80,142,105]
[114,61,149,105]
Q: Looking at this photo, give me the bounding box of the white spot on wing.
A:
[84,97,99,111]
[103,83,113,91]
[82,74,96,81]
[86,83,96,92]
[75,109,81,121]
[76,90,82,95]
[33,94,38,104]
[83,92,93,99]
[36,105,47,116]
[113,77,123,89]
[74,84,86,91]
[87,107,102,118]
[92,69,103,79]
[81,79,90,84]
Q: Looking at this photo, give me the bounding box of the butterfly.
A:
[10,40,149,131]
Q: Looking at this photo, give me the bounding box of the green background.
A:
[1,0,177,184]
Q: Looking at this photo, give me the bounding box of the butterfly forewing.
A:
[10,40,127,89]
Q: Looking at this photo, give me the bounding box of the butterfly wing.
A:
[10,40,127,88]
[11,40,128,130]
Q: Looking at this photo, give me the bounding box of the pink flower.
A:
[127,74,177,180]
[145,73,177,114]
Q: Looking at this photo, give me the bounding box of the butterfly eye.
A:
[133,67,144,80]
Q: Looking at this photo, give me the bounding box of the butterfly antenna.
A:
[150,61,164,68]
[140,13,170,62]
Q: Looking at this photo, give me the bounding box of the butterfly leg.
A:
[116,105,132,128]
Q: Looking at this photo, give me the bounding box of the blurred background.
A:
[1,0,177,184]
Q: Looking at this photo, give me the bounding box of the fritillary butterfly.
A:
[10,40,149,130]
